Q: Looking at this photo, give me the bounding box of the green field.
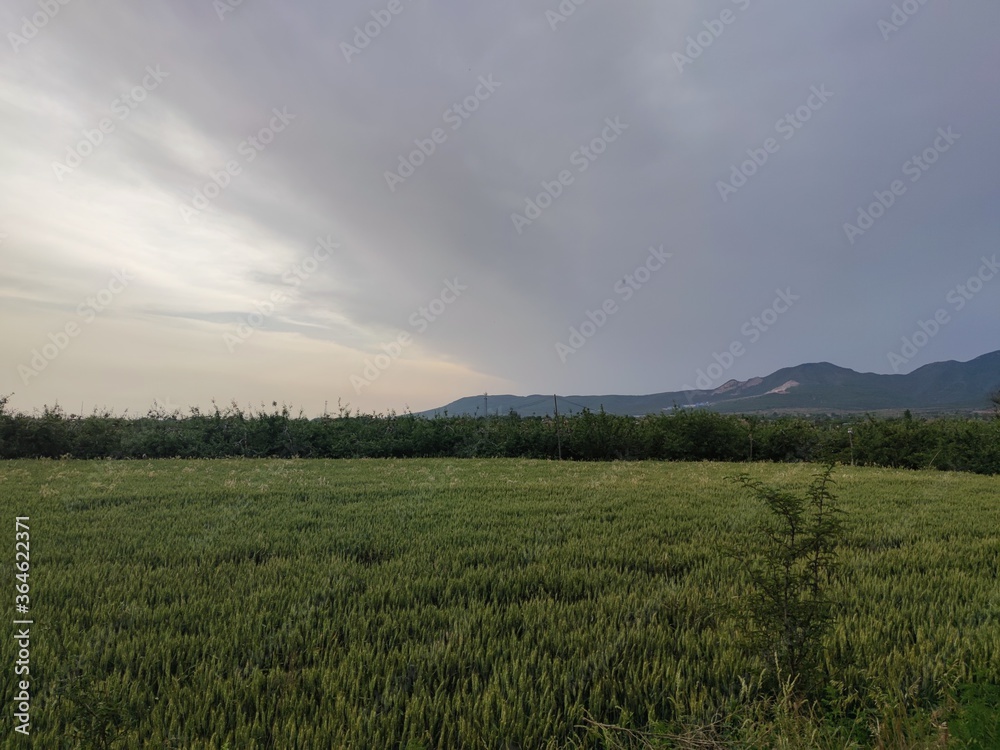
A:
[1,459,997,748]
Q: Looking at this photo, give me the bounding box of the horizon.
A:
[7,347,996,418]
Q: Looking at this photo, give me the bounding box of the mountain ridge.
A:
[419,351,1000,417]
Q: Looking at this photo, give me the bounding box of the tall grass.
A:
[0,459,996,747]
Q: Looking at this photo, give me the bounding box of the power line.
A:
[513,396,555,412]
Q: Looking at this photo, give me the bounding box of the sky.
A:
[1,0,998,417]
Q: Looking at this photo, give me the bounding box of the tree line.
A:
[1,396,998,474]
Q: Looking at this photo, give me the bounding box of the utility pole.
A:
[484,392,488,418]
[553,394,562,460]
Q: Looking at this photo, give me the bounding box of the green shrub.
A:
[728,464,846,699]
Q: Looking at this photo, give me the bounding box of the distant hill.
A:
[419,350,1000,417]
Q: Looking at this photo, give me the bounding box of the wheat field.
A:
[0,459,996,748]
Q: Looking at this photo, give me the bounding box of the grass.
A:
[0,458,996,748]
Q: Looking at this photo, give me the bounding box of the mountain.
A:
[419,350,1000,417]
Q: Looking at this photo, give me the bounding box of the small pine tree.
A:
[728,464,846,698]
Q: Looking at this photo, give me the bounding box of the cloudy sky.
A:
[2,0,998,416]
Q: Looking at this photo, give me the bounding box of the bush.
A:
[728,464,846,699]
